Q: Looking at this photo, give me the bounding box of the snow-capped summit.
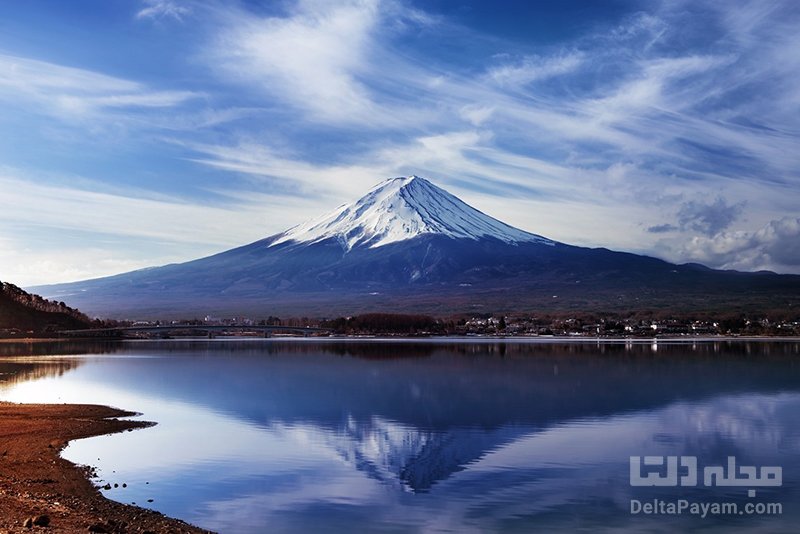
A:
[270,175,553,251]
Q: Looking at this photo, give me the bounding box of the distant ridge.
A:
[32,176,800,319]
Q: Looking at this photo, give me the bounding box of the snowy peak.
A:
[271,175,553,251]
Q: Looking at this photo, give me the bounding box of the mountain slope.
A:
[32,176,800,318]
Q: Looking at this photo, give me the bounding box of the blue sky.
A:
[1,0,799,285]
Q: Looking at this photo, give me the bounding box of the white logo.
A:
[630,456,782,497]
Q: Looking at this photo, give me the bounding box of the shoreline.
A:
[99,334,800,344]
[1,334,798,345]
[0,402,211,533]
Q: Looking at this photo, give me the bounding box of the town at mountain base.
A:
[32,176,800,319]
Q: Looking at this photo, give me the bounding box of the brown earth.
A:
[0,402,212,533]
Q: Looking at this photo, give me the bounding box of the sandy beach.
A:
[0,402,210,533]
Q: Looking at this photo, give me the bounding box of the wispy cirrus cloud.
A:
[0,53,201,120]
[136,0,191,22]
[486,52,584,87]
[0,172,244,246]
[0,169,331,285]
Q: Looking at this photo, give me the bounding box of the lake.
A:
[1,338,799,532]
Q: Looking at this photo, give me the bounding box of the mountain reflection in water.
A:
[1,339,798,532]
[0,340,122,389]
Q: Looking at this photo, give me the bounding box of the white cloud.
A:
[182,141,382,199]
[659,217,800,274]
[486,52,584,87]
[0,171,335,284]
[214,0,382,123]
[0,175,237,245]
[0,53,201,119]
[588,55,729,119]
[676,196,745,236]
[0,240,177,287]
[136,0,191,21]
[0,53,138,93]
[459,104,494,126]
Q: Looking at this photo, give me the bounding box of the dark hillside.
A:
[0,281,92,336]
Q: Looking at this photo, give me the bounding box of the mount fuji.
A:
[270,175,552,251]
[34,175,800,318]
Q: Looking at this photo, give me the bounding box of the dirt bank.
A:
[0,402,212,533]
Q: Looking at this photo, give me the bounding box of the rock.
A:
[113,483,118,488]
[32,514,50,526]
[122,483,127,488]
[147,498,154,502]
[102,484,112,490]
[87,523,108,533]
[23,517,33,528]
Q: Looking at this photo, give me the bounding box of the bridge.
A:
[59,324,332,338]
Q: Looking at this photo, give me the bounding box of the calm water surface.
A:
[1,339,799,533]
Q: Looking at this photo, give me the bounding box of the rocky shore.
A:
[0,402,212,533]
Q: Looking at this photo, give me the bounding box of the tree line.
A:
[1,281,91,324]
